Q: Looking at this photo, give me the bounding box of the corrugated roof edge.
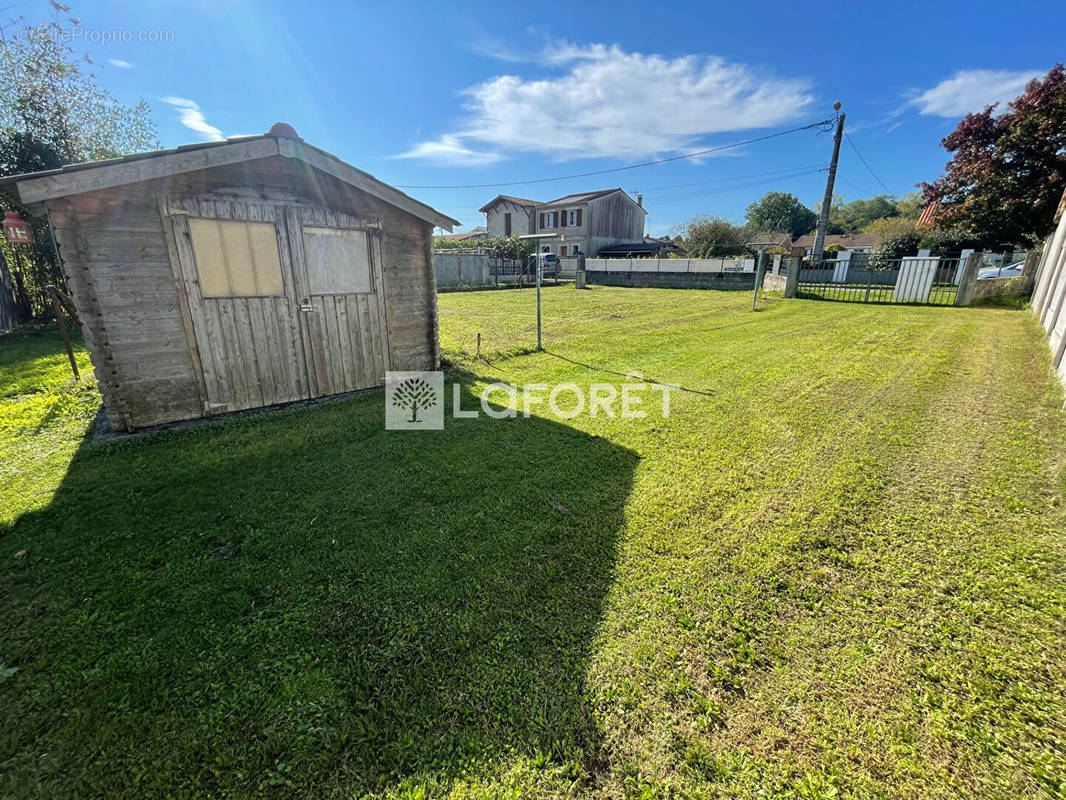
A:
[540,187,642,207]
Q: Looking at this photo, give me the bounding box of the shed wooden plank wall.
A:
[49,187,200,430]
[47,155,438,430]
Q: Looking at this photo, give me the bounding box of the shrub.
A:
[917,228,984,257]
[865,217,920,262]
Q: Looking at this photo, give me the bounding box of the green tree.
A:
[896,192,923,220]
[0,6,158,320]
[485,235,536,260]
[433,234,535,260]
[920,64,1066,249]
[917,228,983,257]
[864,217,920,262]
[826,194,900,234]
[678,216,749,258]
[744,192,817,240]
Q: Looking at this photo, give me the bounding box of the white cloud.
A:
[108,58,134,69]
[910,69,1044,117]
[159,96,224,141]
[396,135,502,166]
[398,41,813,165]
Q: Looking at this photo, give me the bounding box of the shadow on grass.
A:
[0,371,638,797]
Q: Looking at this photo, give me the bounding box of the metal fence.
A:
[796,257,963,305]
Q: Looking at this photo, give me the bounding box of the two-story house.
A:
[533,188,646,257]
[479,188,647,257]
[478,195,538,238]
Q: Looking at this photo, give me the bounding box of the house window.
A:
[543,212,556,230]
[568,210,578,226]
[504,212,511,236]
[189,218,284,298]
[560,245,568,256]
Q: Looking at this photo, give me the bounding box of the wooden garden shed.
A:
[4,124,457,431]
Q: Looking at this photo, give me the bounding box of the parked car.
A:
[978,260,1025,280]
[538,252,558,276]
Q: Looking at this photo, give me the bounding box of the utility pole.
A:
[812,103,844,262]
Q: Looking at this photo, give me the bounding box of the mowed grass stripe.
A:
[438,287,1065,798]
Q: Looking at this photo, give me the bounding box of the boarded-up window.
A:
[189,218,284,297]
[302,227,373,294]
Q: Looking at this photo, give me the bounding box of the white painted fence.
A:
[1030,198,1066,391]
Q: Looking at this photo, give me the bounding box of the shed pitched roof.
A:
[3,126,459,230]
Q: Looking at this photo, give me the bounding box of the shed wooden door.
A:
[170,198,391,417]
[170,199,309,414]
[285,206,390,397]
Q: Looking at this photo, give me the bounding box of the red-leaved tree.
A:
[920,64,1066,249]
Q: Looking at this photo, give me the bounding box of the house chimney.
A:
[637,194,643,208]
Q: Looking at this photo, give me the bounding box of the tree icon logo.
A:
[385,371,445,430]
[391,376,439,423]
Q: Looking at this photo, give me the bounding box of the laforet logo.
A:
[385,370,676,431]
[391,376,439,423]
[385,371,445,430]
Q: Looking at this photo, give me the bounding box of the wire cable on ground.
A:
[544,352,716,397]
[394,118,836,190]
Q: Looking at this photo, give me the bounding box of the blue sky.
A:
[20,0,1066,235]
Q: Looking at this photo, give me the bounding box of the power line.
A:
[647,167,827,203]
[636,164,827,196]
[844,132,893,195]
[835,175,876,197]
[394,118,835,190]
[432,165,827,213]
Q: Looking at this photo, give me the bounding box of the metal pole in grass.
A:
[536,257,542,350]
[518,233,558,351]
[747,244,773,311]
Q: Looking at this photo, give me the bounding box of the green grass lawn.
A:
[3,287,1066,799]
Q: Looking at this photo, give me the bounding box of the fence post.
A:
[46,285,79,380]
[1020,249,1041,292]
[0,250,16,332]
[751,250,767,311]
[784,246,805,298]
[954,251,983,306]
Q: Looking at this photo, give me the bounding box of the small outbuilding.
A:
[4,124,457,431]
